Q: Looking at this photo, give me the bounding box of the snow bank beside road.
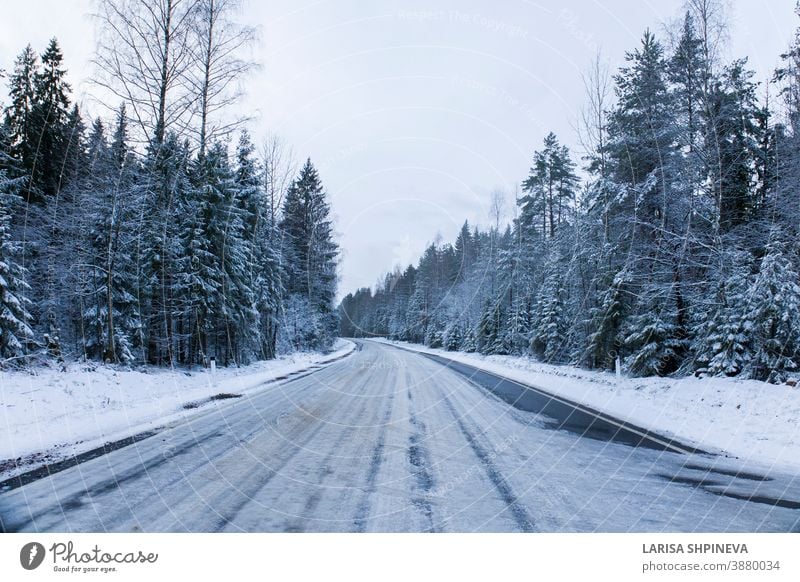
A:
[0,340,355,482]
[373,339,800,474]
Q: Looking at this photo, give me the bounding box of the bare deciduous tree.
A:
[685,0,730,78]
[489,188,506,231]
[189,0,258,155]
[92,0,198,145]
[577,51,613,243]
[578,50,612,179]
[260,133,296,234]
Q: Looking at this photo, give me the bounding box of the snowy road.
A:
[2,340,798,532]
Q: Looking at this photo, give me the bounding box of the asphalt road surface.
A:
[2,340,798,532]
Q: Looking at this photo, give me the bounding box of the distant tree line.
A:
[0,0,338,367]
[340,2,800,383]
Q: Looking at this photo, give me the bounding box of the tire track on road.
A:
[352,372,398,532]
[405,379,439,532]
[276,372,385,532]
[214,365,379,532]
[438,389,537,532]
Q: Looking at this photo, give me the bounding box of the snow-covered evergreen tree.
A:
[585,268,629,371]
[624,282,689,376]
[692,248,755,377]
[3,45,38,198]
[461,325,478,353]
[279,159,338,350]
[746,239,800,382]
[139,132,192,365]
[531,252,568,363]
[30,38,72,198]
[0,163,33,361]
[443,322,462,351]
[235,131,282,360]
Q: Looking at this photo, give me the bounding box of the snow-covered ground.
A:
[0,340,355,482]
[5,339,797,533]
[372,339,800,475]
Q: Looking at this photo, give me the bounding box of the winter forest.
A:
[340,2,800,383]
[0,0,339,367]
[3,0,800,384]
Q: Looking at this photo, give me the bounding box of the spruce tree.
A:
[30,38,72,198]
[0,163,32,361]
[279,159,338,350]
[461,325,478,353]
[585,268,629,370]
[746,240,800,382]
[234,131,282,360]
[692,249,755,377]
[444,322,462,351]
[139,133,191,365]
[522,133,579,239]
[531,255,568,363]
[624,282,690,376]
[705,59,760,232]
[4,45,38,198]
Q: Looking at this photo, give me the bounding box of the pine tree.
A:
[80,117,113,360]
[219,138,259,364]
[61,105,87,190]
[477,299,507,355]
[388,265,415,340]
[521,132,579,239]
[453,220,475,282]
[180,141,253,365]
[461,324,478,353]
[506,293,533,355]
[74,109,141,363]
[669,11,707,156]
[772,5,800,241]
[425,319,445,349]
[103,106,141,362]
[606,30,675,190]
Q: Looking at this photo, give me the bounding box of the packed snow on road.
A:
[0,340,354,483]
[374,339,800,475]
[2,341,798,533]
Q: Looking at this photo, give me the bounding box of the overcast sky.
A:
[1,0,797,299]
